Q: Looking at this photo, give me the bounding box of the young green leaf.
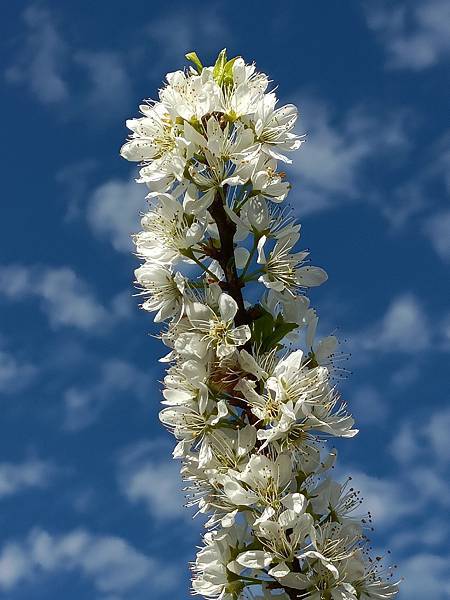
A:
[222,56,239,86]
[213,48,228,84]
[185,51,203,73]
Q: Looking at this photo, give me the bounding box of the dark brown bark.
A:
[208,189,302,600]
[207,191,249,327]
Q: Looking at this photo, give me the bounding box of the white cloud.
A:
[0,458,54,499]
[145,8,229,71]
[5,6,132,118]
[0,528,176,597]
[408,466,450,508]
[4,5,68,104]
[55,159,98,221]
[380,132,450,229]
[35,268,109,330]
[390,421,420,465]
[117,440,190,521]
[365,0,450,70]
[390,517,449,551]
[63,359,151,431]
[442,313,450,349]
[340,468,419,528]
[87,178,147,252]
[390,363,420,388]
[0,349,37,394]
[423,407,450,464]
[391,406,450,467]
[423,210,450,262]
[291,97,408,216]
[0,265,128,332]
[388,408,450,520]
[343,406,450,546]
[74,51,132,118]
[350,385,389,425]
[400,552,450,599]
[353,294,430,354]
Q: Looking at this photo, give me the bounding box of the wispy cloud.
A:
[348,293,450,364]
[340,467,420,529]
[5,5,132,120]
[390,517,449,552]
[351,294,430,355]
[391,406,450,467]
[5,5,68,104]
[365,0,450,70]
[145,6,230,71]
[423,210,450,263]
[350,385,389,425]
[379,131,450,229]
[0,265,129,332]
[0,348,37,394]
[399,552,450,598]
[55,159,98,221]
[0,528,177,597]
[0,458,55,499]
[291,96,408,216]
[63,360,152,431]
[87,178,147,252]
[117,440,191,521]
[342,405,450,580]
[73,50,132,119]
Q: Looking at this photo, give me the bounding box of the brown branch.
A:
[208,187,303,600]
[207,189,249,327]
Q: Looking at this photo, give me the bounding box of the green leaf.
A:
[185,51,203,73]
[222,56,239,86]
[250,306,297,351]
[251,309,275,349]
[268,321,298,347]
[213,48,228,84]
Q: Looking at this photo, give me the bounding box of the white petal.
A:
[238,350,267,379]
[315,335,338,363]
[257,235,267,264]
[219,293,238,322]
[232,325,251,345]
[186,301,212,325]
[268,562,290,578]
[281,493,307,514]
[297,266,328,287]
[235,246,250,270]
[277,572,310,590]
[236,550,272,569]
[183,121,206,146]
[162,389,193,405]
[306,309,318,349]
[223,480,256,506]
[227,560,243,576]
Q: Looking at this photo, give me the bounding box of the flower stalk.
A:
[121,49,400,600]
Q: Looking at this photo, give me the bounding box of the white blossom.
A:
[120,48,400,600]
[257,234,328,292]
[135,194,206,265]
[134,263,186,322]
[186,293,251,359]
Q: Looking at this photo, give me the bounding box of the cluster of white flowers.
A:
[121,50,400,600]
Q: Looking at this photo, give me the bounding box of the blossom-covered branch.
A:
[121,49,400,600]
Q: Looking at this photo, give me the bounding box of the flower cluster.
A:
[121,50,400,600]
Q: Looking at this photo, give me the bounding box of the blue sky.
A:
[0,1,449,598]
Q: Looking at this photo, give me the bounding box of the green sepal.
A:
[222,56,239,86]
[185,51,203,73]
[213,48,228,84]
